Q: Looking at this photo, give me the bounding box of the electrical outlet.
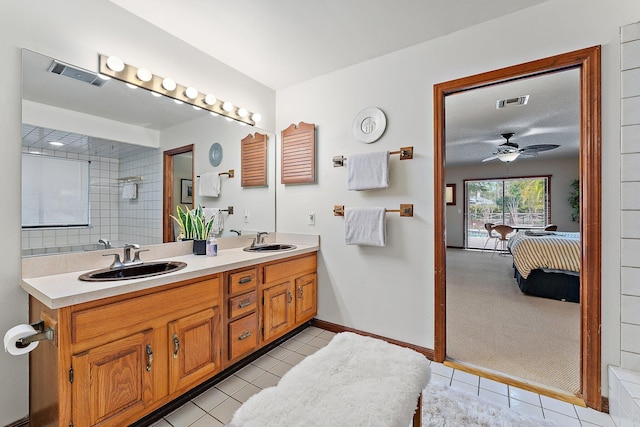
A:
[244,209,250,223]
[308,209,315,226]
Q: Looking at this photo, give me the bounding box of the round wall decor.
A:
[352,107,387,143]
[209,142,223,166]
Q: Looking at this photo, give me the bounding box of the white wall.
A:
[275,0,639,397]
[0,1,275,424]
[160,115,276,237]
[445,157,579,248]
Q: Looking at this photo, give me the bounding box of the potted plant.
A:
[171,204,216,255]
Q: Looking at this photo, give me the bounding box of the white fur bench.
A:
[229,331,431,427]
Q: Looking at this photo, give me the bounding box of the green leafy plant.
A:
[171,204,215,240]
[568,179,580,222]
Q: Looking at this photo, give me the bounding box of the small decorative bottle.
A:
[206,232,218,257]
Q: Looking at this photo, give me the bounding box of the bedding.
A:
[507,231,580,303]
[507,231,580,279]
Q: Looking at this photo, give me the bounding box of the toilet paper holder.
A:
[16,321,54,349]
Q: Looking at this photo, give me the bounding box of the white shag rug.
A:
[228,332,431,427]
[422,381,558,427]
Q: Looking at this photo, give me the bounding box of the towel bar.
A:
[202,206,234,215]
[333,146,413,167]
[196,169,234,178]
[333,204,413,217]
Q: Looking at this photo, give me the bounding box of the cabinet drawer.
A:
[228,291,257,319]
[228,269,257,294]
[72,277,220,344]
[228,313,258,360]
[263,254,316,284]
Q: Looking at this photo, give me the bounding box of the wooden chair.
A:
[544,224,558,231]
[482,223,498,252]
[492,224,514,257]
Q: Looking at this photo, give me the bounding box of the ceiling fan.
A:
[482,132,560,163]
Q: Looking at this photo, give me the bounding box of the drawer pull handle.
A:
[298,286,303,299]
[239,276,253,284]
[173,333,180,359]
[238,299,252,308]
[287,290,293,305]
[146,344,153,371]
[239,331,252,340]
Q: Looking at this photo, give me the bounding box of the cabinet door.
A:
[262,281,295,342]
[168,307,221,394]
[72,329,154,427]
[295,273,317,323]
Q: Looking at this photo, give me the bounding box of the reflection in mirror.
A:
[21,49,275,257]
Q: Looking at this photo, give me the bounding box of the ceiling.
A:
[22,1,579,165]
[107,0,548,91]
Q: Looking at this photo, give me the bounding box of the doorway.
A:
[433,47,602,409]
[163,144,194,242]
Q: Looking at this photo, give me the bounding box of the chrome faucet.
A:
[250,232,269,248]
[123,243,148,266]
[99,238,111,249]
[256,232,269,245]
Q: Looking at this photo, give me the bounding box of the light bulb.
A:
[237,108,248,118]
[222,101,233,112]
[251,113,262,123]
[204,94,217,105]
[106,56,124,72]
[162,78,176,91]
[136,68,152,82]
[498,152,520,162]
[185,86,198,99]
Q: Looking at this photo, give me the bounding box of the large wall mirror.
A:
[21,49,276,257]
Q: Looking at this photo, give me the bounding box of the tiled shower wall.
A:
[21,146,163,255]
[21,151,120,255]
[611,20,640,426]
[118,147,163,246]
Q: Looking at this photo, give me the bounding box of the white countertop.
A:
[21,234,319,309]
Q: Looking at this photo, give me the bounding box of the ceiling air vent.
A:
[47,60,106,87]
[496,95,529,109]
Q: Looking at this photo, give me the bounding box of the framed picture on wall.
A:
[181,179,193,204]
[446,184,456,205]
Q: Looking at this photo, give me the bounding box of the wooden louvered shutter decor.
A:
[281,122,315,184]
[241,132,268,187]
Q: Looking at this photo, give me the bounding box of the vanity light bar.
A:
[98,54,259,126]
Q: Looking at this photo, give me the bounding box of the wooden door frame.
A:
[433,46,602,409]
[163,144,194,242]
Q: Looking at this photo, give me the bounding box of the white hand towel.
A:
[121,182,137,199]
[347,151,390,191]
[344,207,386,246]
[203,208,222,234]
[199,172,221,197]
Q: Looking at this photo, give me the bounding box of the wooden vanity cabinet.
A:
[28,251,317,426]
[30,275,222,427]
[223,267,260,366]
[261,253,317,344]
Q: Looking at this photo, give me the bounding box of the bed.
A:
[507,230,580,302]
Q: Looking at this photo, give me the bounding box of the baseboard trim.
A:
[6,417,29,427]
[310,319,435,361]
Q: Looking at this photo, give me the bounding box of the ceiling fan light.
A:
[498,152,520,162]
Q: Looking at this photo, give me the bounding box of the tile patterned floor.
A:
[151,327,615,427]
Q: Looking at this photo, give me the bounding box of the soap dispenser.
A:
[206,232,218,257]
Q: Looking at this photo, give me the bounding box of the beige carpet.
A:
[446,248,580,394]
